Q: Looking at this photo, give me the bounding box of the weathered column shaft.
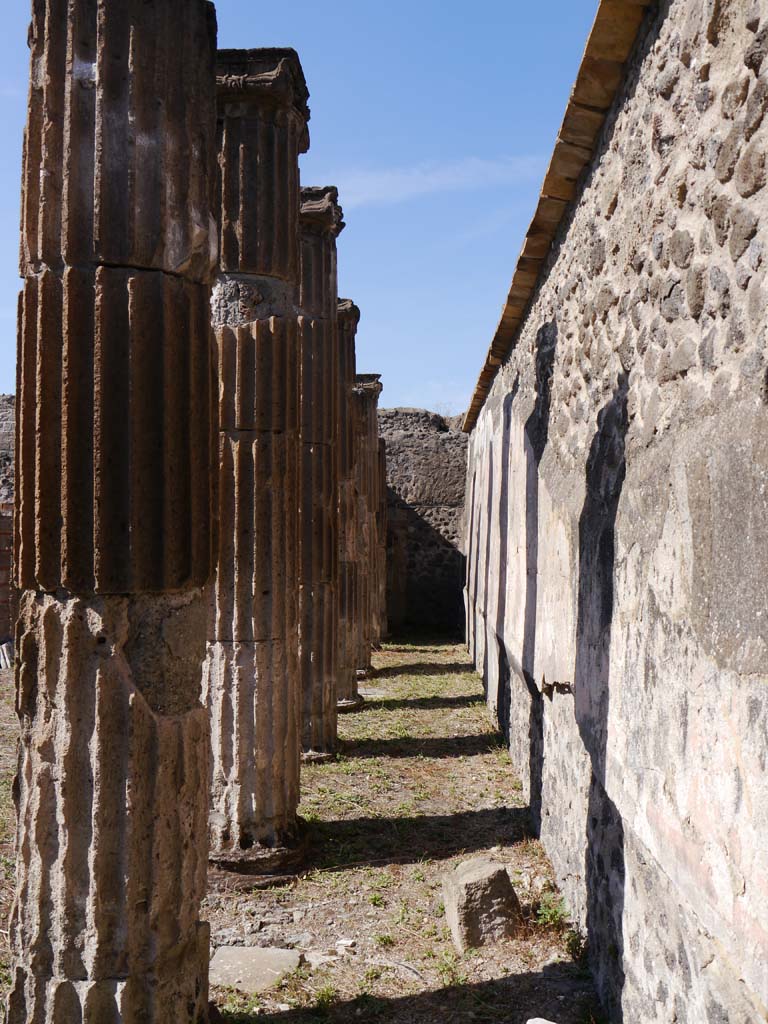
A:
[352,374,383,677]
[10,3,218,1022]
[298,188,344,758]
[336,301,361,707]
[204,50,309,869]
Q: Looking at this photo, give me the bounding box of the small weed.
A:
[567,927,588,961]
[314,983,338,1011]
[374,933,395,948]
[216,987,263,1019]
[394,899,410,925]
[536,891,569,930]
[369,892,385,907]
[436,950,467,987]
[579,1011,608,1024]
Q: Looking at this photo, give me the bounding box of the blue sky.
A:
[0,1,597,413]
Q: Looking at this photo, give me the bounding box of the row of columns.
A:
[10,11,387,1023]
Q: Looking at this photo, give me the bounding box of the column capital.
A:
[300,186,345,238]
[354,373,383,399]
[338,298,361,329]
[217,48,310,152]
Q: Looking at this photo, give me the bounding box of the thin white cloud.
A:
[323,155,544,209]
[0,85,23,100]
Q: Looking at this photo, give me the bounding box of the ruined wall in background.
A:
[380,408,467,635]
[465,2,768,1021]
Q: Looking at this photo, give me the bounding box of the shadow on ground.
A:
[307,805,531,869]
[355,693,483,713]
[371,662,472,680]
[342,733,503,760]
[214,961,596,1024]
[381,636,464,652]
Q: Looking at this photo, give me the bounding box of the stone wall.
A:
[379,408,467,635]
[464,2,768,1021]
[0,396,14,641]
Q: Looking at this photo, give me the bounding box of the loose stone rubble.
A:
[10,1,219,1020]
[443,858,523,953]
[204,48,309,872]
[209,946,303,995]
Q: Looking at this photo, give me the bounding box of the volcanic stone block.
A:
[211,430,299,646]
[299,317,337,445]
[21,1,217,280]
[216,318,300,434]
[442,858,522,953]
[204,639,300,860]
[9,3,218,1021]
[10,592,212,1022]
[216,49,310,282]
[299,186,344,319]
[299,441,338,589]
[16,266,213,594]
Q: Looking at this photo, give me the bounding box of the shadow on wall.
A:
[575,373,629,1020]
[521,322,558,835]
[489,340,629,1017]
[493,323,557,832]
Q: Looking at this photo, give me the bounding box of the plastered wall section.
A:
[464,2,768,1021]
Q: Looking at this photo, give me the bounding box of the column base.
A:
[208,821,308,876]
[337,693,365,712]
[8,923,210,1024]
[301,749,337,764]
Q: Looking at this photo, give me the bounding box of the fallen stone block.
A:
[210,946,303,995]
[442,857,522,952]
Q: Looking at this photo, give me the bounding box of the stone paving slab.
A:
[210,946,303,994]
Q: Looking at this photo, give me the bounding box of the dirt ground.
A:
[206,641,598,1023]
[0,643,600,1023]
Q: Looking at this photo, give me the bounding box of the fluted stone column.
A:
[10,3,218,1021]
[353,374,383,679]
[298,187,344,760]
[204,49,308,873]
[336,301,362,709]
